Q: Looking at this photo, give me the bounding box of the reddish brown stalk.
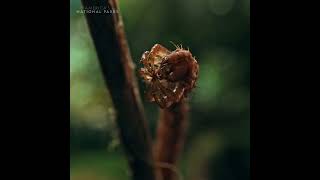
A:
[139,43,199,180]
[154,100,189,180]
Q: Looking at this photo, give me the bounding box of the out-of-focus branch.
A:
[81,0,156,179]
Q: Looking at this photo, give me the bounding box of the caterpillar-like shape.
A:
[140,43,199,108]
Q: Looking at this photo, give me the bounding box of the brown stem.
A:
[81,0,156,179]
[154,99,189,180]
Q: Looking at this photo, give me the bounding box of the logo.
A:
[76,6,118,14]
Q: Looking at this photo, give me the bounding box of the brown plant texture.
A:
[140,43,199,180]
[140,44,199,108]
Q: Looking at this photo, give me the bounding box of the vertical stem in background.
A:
[81,0,156,180]
[154,100,189,180]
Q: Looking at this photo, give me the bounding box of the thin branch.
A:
[81,0,156,179]
[154,100,189,180]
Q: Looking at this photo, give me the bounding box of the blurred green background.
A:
[70,0,250,179]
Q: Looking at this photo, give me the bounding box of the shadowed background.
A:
[70,0,250,179]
